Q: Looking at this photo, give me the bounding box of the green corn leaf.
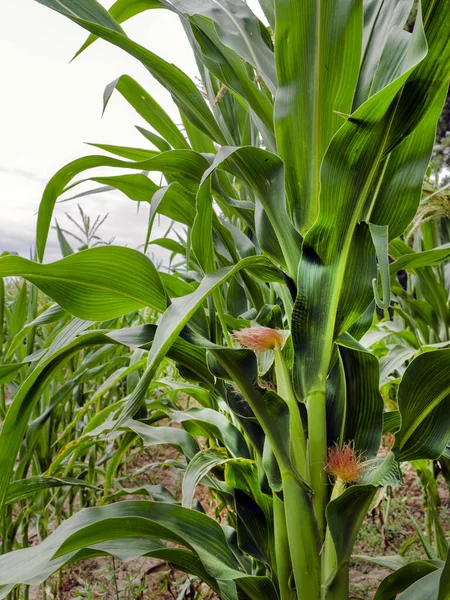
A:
[123,420,199,459]
[54,219,74,257]
[103,75,190,149]
[390,243,450,277]
[0,247,167,320]
[439,550,450,600]
[171,0,276,94]
[192,176,215,273]
[0,363,26,385]
[292,0,450,401]
[9,283,28,340]
[150,238,186,257]
[0,328,115,515]
[189,22,275,149]
[396,569,443,600]
[373,561,440,600]
[6,476,98,505]
[203,146,302,278]
[37,0,125,30]
[353,0,414,109]
[117,256,280,424]
[147,183,197,232]
[383,411,401,435]
[0,501,278,600]
[90,174,159,202]
[36,151,209,258]
[256,0,274,28]
[354,555,411,571]
[6,303,67,360]
[336,334,384,458]
[106,483,175,504]
[35,0,226,147]
[87,143,158,160]
[89,361,146,403]
[395,349,450,461]
[368,85,448,239]
[274,0,362,232]
[182,447,230,508]
[360,452,403,488]
[136,125,171,152]
[107,324,215,387]
[168,407,250,458]
[370,224,391,309]
[206,347,300,486]
[155,379,212,407]
[75,0,166,56]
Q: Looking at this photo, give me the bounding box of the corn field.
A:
[1,0,450,599]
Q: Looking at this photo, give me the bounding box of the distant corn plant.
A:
[365,191,450,566]
[1,1,450,599]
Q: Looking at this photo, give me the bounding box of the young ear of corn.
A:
[1,1,450,599]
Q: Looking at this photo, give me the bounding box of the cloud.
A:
[0,166,47,184]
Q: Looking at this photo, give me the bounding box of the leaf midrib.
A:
[307,90,404,393]
[23,273,158,308]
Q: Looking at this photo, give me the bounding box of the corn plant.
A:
[1,0,450,599]
[363,193,450,565]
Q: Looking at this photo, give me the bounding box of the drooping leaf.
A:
[373,561,439,600]
[182,447,229,508]
[103,75,189,149]
[35,0,226,153]
[6,477,97,505]
[0,247,167,320]
[0,501,279,600]
[397,569,443,600]
[35,151,209,258]
[116,256,281,424]
[171,0,276,93]
[395,349,450,461]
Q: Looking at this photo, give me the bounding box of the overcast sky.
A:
[2,1,264,263]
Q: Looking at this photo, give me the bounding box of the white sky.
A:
[1,1,224,262]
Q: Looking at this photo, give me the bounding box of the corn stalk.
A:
[0,1,450,599]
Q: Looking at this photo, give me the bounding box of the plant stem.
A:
[273,493,295,600]
[321,479,345,597]
[274,349,321,597]
[306,390,328,539]
[274,348,308,481]
[282,471,321,599]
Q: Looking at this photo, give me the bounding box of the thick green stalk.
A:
[221,353,320,599]
[321,479,345,598]
[306,390,328,539]
[274,348,308,480]
[273,493,296,600]
[274,349,320,597]
[282,471,321,599]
